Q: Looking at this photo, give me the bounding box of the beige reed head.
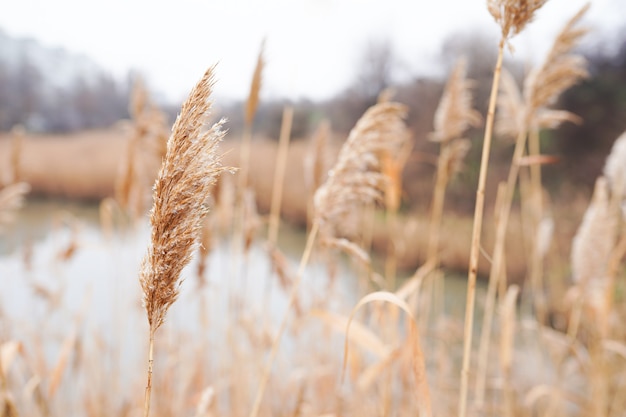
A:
[139,66,230,332]
[430,57,482,144]
[313,102,409,255]
[524,3,590,127]
[487,0,549,43]
[571,177,617,288]
[603,130,626,206]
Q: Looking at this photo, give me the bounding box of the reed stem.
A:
[143,329,155,417]
[458,38,505,417]
[268,106,294,246]
[474,128,527,406]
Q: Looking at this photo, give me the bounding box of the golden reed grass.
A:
[475,4,590,405]
[138,66,229,417]
[426,57,480,322]
[459,2,548,416]
[267,106,294,247]
[250,100,410,417]
[116,77,171,222]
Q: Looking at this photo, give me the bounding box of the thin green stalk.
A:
[458,38,505,417]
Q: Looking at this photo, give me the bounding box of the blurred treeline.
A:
[1,29,625,194]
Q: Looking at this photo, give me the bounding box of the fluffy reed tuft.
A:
[495,68,525,139]
[313,102,409,255]
[426,58,479,270]
[139,66,228,333]
[571,177,616,289]
[569,176,618,339]
[603,130,626,204]
[429,58,482,144]
[487,0,549,42]
[524,3,590,127]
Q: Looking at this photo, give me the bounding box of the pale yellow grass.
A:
[0,128,128,200]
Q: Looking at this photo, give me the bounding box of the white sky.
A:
[0,0,622,103]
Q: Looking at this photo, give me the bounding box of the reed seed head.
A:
[603,130,626,204]
[139,66,230,332]
[430,57,482,143]
[487,0,549,42]
[495,68,525,139]
[313,102,409,252]
[524,3,590,127]
[571,177,617,288]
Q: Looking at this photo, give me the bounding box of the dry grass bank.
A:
[0,127,586,281]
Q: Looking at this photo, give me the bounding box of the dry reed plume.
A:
[603,131,626,207]
[138,66,229,417]
[524,3,590,127]
[571,177,616,310]
[570,129,625,339]
[427,57,481,265]
[429,58,482,145]
[313,101,410,263]
[487,0,548,43]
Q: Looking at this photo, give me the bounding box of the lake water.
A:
[0,198,509,415]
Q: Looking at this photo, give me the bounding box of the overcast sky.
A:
[0,0,622,103]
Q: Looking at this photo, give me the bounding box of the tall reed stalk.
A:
[238,40,265,195]
[267,106,294,246]
[425,57,480,320]
[459,2,547,416]
[475,5,589,404]
[138,66,228,417]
